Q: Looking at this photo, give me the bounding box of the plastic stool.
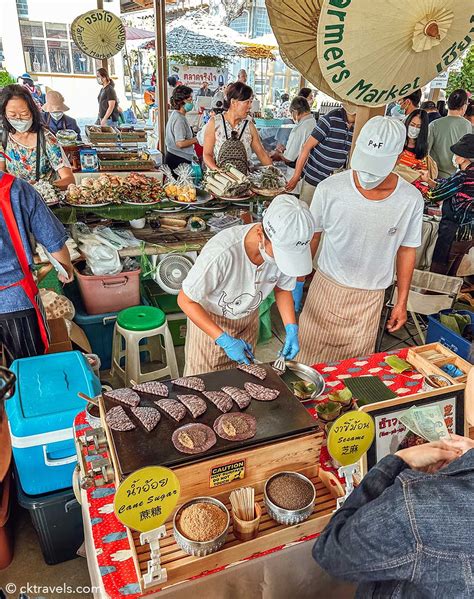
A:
[111,306,179,386]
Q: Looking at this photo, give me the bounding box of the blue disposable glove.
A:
[292,281,305,313]
[215,332,255,364]
[281,324,299,360]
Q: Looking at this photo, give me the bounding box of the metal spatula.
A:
[272,351,286,375]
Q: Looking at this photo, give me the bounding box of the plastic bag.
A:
[457,247,474,277]
[80,240,122,276]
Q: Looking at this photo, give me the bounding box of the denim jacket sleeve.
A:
[313,455,418,583]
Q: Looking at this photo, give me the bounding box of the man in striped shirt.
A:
[286,103,356,206]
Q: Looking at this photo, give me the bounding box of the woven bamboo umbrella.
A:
[316,0,474,106]
[266,0,343,100]
[71,9,126,60]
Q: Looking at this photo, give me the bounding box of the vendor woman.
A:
[0,85,75,189]
[178,195,315,375]
[0,171,73,364]
[165,85,197,175]
[203,82,272,173]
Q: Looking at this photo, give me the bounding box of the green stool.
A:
[111,306,179,385]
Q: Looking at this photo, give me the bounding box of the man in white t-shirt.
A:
[298,116,424,365]
[271,96,315,194]
[178,195,316,375]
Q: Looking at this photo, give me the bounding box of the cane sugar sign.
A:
[114,466,180,533]
[169,64,228,90]
[373,397,456,462]
[317,0,474,106]
[327,411,375,466]
[209,459,246,488]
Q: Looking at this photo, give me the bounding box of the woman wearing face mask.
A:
[177,195,315,375]
[420,134,474,275]
[203,82,271,173]
[0,85,75,189]
[165,85,197,176]
[96,68,120,127]
[395,109,437,195]
[41,90,82,141]
[271,96,315,193]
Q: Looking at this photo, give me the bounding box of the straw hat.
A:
[42,90,69,113]
[316,0,473,106]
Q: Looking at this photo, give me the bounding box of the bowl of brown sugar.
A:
[264,472,316,525]
[173,497,230,556]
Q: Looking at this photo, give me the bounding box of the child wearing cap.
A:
[177,195,315,375]
[298,116,424,364]
[421,134,474,276]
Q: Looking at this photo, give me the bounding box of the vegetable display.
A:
[204,166,252,198]
[249,166,286,194]
[34,180,63,205]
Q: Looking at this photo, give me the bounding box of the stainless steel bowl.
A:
[285,361,326,402]
[173,497,230,557]
[264,471,316,526]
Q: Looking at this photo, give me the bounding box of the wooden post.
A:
[350,105,387,156]
[429,88,441,103]
[96,0,108,72]
[153,0,168,153]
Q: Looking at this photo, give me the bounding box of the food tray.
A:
[101,364,318,478]
[130,463,334,592]
[98,159,156,171]
[280,361,326,402]
[251,187,286,197]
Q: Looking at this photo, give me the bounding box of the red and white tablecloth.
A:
[75,348,424,598]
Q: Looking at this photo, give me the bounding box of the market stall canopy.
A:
[238,33,277,60]
[125,26,155,41]
[141,10,247,58]
[121,0,176,13]
[316,0,474,106]
[265,0,344,101]
[71,9,126,60]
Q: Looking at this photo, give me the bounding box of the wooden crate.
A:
[130,464,334,593]
[407,343,472,384]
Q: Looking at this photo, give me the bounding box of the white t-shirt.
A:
[283,114,315,163]
[283,114,315,194]
[311,170,424,290]
[182,224,296,319]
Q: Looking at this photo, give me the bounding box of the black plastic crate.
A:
[16,477,83,565]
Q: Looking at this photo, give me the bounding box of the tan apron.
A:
[184,310,259,376]
[298,270,385,365]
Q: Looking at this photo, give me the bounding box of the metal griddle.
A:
[103,364,318,479]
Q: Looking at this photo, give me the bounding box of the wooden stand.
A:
[407,343,472,384]
[117,430,337,593]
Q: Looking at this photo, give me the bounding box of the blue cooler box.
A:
[6,351,101,495]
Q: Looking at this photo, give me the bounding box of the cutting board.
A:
[103,364,318,478]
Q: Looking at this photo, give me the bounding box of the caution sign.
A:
[209,460,245,488]
[114,466,180,533]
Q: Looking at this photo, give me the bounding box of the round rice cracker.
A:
[214,413,257,441]
[172,423,217,455]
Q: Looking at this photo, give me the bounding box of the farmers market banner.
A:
[169,64,228,90]
[316,0,474,106]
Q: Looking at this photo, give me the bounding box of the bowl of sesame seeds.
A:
[264,472,316,526]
